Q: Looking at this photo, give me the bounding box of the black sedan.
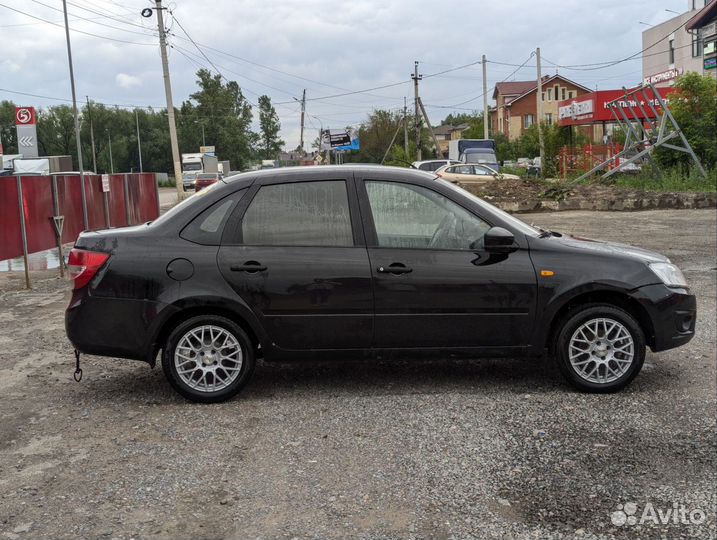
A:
[65,166,696,402]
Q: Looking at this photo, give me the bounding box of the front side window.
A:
[241,181,353,246]
[474,164,496,176]
[366,181,491,250]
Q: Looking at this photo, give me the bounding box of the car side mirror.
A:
[483,227,517,253]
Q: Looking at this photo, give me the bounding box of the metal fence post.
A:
[51,176,65,278]
[123,173,131,225]
[153,173,160,217]
[16,176,31,289]
[102,174,111,229]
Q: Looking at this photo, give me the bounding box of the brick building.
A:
[489,75,591,140]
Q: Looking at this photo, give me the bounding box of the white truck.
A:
[181,153,220,190]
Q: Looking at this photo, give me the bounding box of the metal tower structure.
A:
[572,82,706,184]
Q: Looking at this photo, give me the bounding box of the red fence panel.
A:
[19,176,56,255]
[1,172,158,261]
[55,175,86,245]
[0,177,22,261]
[108,175,128,227]
[84,174,108,230]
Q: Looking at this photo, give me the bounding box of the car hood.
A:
[550,234,670,263]
[500,173,521,180]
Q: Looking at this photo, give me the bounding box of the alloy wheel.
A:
[568,317,634,384]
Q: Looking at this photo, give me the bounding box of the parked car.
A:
[194,172,222,192]
[435,163,520,184]
[411,159,461,172]
[66,165,695,402]
[461,148,500,171]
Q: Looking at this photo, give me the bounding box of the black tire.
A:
[162,315,255,403]
[553,304,646,393]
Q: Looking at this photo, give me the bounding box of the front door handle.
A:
[230,261,267,273]
[377,263,413,275]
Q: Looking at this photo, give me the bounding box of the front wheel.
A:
[554,304,646,393]
[162,315,255,403]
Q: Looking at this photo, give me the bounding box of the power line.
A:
[29,0,158,38]
[0,2,156,45]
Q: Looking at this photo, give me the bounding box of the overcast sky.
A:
[0,0,694,150]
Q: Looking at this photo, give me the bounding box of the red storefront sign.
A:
[15,106,37,125]
[557,88,677,126]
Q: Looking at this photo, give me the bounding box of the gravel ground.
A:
[0,208,714,540]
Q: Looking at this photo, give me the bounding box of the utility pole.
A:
[403,96,409,157]
[61,0,88,229]
[482,55,489,139]
[418,97,442,158]
[135,109,143,173]
[154,0,184,200]
[86,96,97,173]
[412,61,422,161]
[107,130,114,174]
[536,47,545,177]
[299,89,306,155]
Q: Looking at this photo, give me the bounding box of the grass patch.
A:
[613,166,716,192]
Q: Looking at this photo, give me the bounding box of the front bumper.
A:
[632,284,696,352]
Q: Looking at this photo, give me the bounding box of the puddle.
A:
[0,246,71,272]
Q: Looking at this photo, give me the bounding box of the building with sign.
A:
[557,87,677,142]
[686,0,717,78]
[489,75,591,141]
[642,1,714,87]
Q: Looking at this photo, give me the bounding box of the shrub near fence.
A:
[0,173,159,262]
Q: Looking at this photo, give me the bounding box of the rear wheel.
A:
[162,315,255,403]
[554,304,645,393]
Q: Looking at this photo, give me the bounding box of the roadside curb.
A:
[478,191,717,213]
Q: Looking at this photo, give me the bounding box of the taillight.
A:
[67,248,110,290]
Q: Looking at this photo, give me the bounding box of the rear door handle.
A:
[230,261,267,273]
[377,263,413,275]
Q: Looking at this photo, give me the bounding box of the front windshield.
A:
[464,152,496,164]
[440,180,540,237]
[183,163,202,171]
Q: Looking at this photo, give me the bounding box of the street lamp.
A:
[665,9,680,15]
[639,21,653,26]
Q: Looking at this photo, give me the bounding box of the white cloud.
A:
[115,73,142,89]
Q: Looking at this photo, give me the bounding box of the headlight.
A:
[649,262,688,288]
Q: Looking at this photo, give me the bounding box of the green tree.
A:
[1,100,18,154]
[180,69,256,170]
[655,72,716,169]
[257,95,284,159]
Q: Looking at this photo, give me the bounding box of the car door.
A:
[357,176,537,350]
[468,164,497,183]
[217,175,373,351]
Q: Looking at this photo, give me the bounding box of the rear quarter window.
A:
[180,190,245,245]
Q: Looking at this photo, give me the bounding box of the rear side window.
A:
[241,181,353,246]
[181,191,244,245]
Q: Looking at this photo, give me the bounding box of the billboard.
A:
[320,129,360,151]
[557,88,677,127]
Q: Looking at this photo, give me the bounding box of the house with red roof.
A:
[489,75,592,140]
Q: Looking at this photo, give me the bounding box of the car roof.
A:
[223,164,437,185]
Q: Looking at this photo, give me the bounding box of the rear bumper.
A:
[631,284,696,352]
[65,290,169,362]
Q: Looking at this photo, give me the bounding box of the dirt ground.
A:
[0,209,715,540]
